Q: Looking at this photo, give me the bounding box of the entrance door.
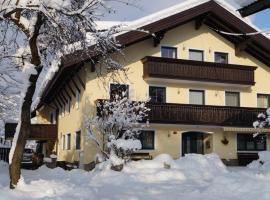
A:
[182,132,204,156]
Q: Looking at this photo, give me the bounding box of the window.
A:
[237,134,266,151]
[62,135,65,150]
[189,90,205,105]
[110,84,129,100]
[257,94,270,108]
[76,131,81,150]
[225,92,240,107]
[214,52,229,64]
[161,46,177,58]
[139,130,155,150]
[149,86,166,103]
[189,49,204,61]
[66,133,71,150]
[76,89,80,109]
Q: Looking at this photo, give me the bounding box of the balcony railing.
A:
[5,123,57,140]
[142,56,256,86]
[147,103,265,127]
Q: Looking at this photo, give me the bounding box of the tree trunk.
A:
[9,13,43,189]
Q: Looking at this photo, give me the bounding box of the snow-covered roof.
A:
[95,0,263,36]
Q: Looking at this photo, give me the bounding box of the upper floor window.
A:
[139,130,155,150]
[66,133,71,150]
[237,134,266,151]
[76,131,81,150]
[215,52,228,64]
[189,49,204,61]
[225,92,240,107]
[110,83,129,100]
[149,86,166,103]
[76,89,80,109]
[189,90,205,105]
[257,94,270,108]
[161,46,177,59]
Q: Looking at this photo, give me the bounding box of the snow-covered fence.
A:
[0,147,10,163]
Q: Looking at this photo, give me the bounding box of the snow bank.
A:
[248,151,270,173]
[1,154,270,200]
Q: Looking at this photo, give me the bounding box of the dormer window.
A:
[161,46,177,59]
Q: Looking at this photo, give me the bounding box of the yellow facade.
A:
[37,21,270,165]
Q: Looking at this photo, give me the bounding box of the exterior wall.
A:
[37,21,270,164]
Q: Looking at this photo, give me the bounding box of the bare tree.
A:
[0,0,135,188]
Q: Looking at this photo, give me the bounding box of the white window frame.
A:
[137,129,156,152]
[188,89,206,105]
[213,51,230,64]
[188,48,205,61]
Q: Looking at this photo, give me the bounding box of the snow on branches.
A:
[86,95,150,167]
[253,108,270,130]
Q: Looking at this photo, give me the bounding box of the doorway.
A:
[182,132,204,156]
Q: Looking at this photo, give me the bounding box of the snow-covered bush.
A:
[248,151,270,173]
[87,95,150,167]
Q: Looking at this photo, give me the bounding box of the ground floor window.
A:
[139,131,155,150]
[76,131,81,150]
[237,133,266,151]
[66,133,71,150]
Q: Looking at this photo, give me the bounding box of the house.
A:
[5,0,270,168]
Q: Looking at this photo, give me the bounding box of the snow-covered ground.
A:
[1,154,270,200]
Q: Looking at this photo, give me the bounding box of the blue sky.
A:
[103,0,269,30]
[253,10,270,29]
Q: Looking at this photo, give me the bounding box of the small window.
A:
[215,52,228,64]
[149,86,166,103]
[189,49,204,61]
[110,84,129,100]
[237,134,266,151]
[225,92,240,107]
[139,130,155,150]
[189,90,205,105]
[76,89,80,109]
[76,131,81,150]
[257,94,270,108]
[66,133,71,150]
[161,46,177,59]
[62,135,65,150]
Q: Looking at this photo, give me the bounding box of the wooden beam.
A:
[58,93,66,105]
[63,87,71,100]
[56,97,64,108]
[60,91,68,103]
[195,13,210,30]
[153,31,166,47]
[74,72,86,90]
[238,0,270,17]
[71,77,81,93]
[67,82,76,96]
[235,38,252,56]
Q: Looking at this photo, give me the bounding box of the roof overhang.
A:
[38,0,270,110]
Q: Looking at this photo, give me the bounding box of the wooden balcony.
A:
[142,56,256,86]
[5,123,57,140]
[147,103,265,127]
